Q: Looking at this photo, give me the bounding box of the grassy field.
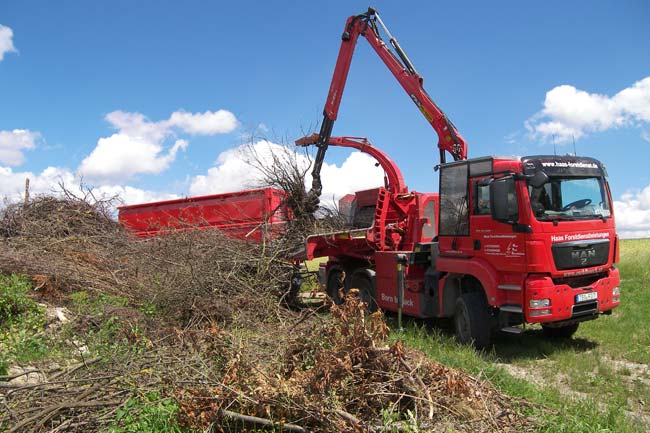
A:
[392,238,650,432]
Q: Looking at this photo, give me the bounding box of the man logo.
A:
[571,248,596,265]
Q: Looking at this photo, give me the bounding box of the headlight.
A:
[612,287,620,296]
[529,299,551,308]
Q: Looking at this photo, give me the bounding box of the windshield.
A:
[528,177,611,221]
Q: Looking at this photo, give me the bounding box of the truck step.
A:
[500,305,523,314]
[501,326,525,335]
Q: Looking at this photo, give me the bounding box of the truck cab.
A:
[436,155,620,346]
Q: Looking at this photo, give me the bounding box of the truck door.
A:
[438,161,474,257]
[438,159,497,258]
[471,177,528,274]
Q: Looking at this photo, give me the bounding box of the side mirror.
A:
[528,170,549,188]
[490,177,519,223]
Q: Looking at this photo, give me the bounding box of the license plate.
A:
[576,291,598,303]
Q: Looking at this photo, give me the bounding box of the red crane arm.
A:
[306,8,467,203]
[335,11,467,161]
[307,9,467,202]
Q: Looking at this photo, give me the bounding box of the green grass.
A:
[300,257,328,293]
[0,278,177,431]
[68,290,129,315]
[108,393,191,433]
[64,290,153,359]
[304,257,328,272]
[395,324,640,432]
[0,281,150,372]
[391,238,650,432]
[580,238,650,363]
[0,274,47,366]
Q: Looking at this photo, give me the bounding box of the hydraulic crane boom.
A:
[306,7,468,201]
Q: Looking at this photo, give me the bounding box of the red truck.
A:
[297,8,620,347]
[118,188,288,242]
[118,8,620,348]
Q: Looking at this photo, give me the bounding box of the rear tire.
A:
[542,323,579,338]
[349,271,377,312]
[454,292,491,349]
[326,269,345,305]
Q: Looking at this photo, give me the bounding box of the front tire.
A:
[454,292,491,349]
[542,323,579,338]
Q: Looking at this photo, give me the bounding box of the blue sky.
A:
[1,1,649,237]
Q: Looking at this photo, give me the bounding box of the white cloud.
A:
[614,186,650,239]
[0,129,40,166]
[527,76,650,143]
[189,143,269,195]
[189,140,385,205]
[614,77,650,122]
[79,133,188,181]
[91,184,179,205]
[0,165,176,206]
[0,166,75,200]
[0,24,17,61]
[79,108,238,182]
[168,110,238,135]
[104,111,168,143]
[319,151,385,202]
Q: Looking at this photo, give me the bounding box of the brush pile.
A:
[173,294,535,433]
[0,196,131,298]
[0,193,536,432]
[0,193,296,323]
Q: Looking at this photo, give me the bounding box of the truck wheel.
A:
[542,323,579,338]
[326,269,345,305]
[454,292,491,349]
[349,271,377,312]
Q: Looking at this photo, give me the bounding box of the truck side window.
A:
[474,183,490,215]
[440,163,469,236]
[421,199,436,240]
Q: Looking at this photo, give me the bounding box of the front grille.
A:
[572,301,598,317]
[553,271,607,288]
[552,239,609,270]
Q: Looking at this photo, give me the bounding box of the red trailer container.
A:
[118,188,288,242]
